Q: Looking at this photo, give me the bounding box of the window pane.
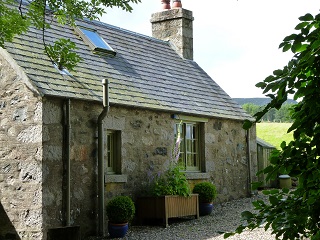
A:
[181,123,200,171]
[174,122,200,171]
[186,124,192,139]
[107,132,114,173]
[186,139,192,152]
[192,153,198,167]
[186,153,192,167]
[107,151,112,168]
[80,28,114,51]
[107,135,111,152]
[192,125,196,139]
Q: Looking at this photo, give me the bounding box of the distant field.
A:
[256,122,294,149]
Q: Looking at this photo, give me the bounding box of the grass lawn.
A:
[256,122,294,149]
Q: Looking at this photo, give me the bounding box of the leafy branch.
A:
[228,11,320,240]
[1,0,141,71]
[45,39,82,71]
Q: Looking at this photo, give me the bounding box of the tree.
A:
[242,103,294,122]
[242,103,262,118]
[0,0,141,70]
[225,12,320,240]
[274,104,294,123]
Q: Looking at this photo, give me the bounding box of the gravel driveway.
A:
[125,192,276,240]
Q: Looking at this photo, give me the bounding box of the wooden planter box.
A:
[137,194,199,227]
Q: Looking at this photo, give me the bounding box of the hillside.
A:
[233,98,297,106]
[257,122,293,149]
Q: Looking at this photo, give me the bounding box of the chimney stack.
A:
[151,0,194,60]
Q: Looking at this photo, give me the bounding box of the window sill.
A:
[105,174,127,183]
[185,172,210,180]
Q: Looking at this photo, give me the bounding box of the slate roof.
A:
[4,7,252,121]
[257,138,276,149]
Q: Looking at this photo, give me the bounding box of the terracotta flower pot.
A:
[161,0,171,9]
[172,0,182,8]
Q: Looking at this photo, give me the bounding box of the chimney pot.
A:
[161,0,171,10]
[172,0,182,8]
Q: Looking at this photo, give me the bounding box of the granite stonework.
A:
[41,99,257,209]
[0,49,44,239]
[151,8,194,60]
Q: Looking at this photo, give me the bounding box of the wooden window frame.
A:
[106,130,121,174]
[174,121,205,172]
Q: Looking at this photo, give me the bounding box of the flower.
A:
[147,124,191,197]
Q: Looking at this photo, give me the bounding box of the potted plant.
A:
[192,182,217,216]
[137,130,199,227]
[137,162,199,227]
[106,196,135,238]
[150,162,191,197]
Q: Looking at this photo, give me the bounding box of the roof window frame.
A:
[75,23,116,56]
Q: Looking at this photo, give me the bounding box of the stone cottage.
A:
[0,0,257,239]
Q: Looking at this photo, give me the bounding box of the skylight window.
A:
[75,26,116,56]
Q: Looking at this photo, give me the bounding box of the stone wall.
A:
[41,98,100,238]
[41,99,257,238]
[0,50,44,239]
[103,108,257,203]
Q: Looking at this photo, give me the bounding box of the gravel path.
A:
[85,192,278,240]
[124,192,276,240]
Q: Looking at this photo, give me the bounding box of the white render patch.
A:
[33,102,42,122]
[19,162,42,183]
[17,125,42,143]
[0,117,9,127]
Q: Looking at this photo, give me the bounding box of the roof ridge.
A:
[18,0,168,45]
[82,18,168,44]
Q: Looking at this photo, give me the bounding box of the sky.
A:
[101,1,319,98]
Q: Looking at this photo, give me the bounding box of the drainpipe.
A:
[246,128,253,196]
[63,99,71,226]
[66,99,71,226]
[98,79,109,237]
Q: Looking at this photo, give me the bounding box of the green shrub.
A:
[193,182,217,203]
[149,163,191,197]
[106,196,135,223]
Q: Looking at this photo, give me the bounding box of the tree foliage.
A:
[242,103,295,123]
[1,0,141,70]
[226,12,320,240]
[0,0,30,47]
